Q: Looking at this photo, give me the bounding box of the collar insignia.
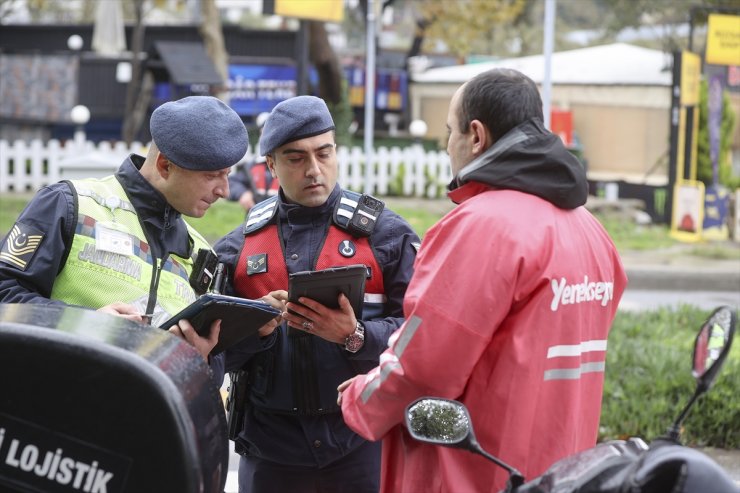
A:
[247,253,268,275]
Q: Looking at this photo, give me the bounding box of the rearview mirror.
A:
[405,397,471,445]
[692,305,736,391]
[665,305,737,443]
[404,397,524,489]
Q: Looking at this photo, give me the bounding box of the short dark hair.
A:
[458,68,543,143]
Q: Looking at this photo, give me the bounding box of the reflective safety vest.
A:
[249,160,279,198]
[50,176,212,327]
[232,191,386,414]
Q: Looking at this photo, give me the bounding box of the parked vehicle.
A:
[405,305,738,493]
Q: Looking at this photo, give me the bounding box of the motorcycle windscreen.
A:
[0,304,228,493]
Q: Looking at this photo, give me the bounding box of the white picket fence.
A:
[0,138,453,199]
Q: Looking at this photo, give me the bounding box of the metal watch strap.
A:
[344,320,365,353]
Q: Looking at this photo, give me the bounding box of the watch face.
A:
[345,333,364,353]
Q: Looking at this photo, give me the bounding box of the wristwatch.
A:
[344,321,365,353]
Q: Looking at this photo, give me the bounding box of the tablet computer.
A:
[288,264,367,319]
[160,293,281,355]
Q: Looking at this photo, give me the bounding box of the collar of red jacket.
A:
[448,118,588,210]
[447,181,490,205]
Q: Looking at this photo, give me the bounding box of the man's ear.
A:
[265,155,277,178]
[469,120,491,156]
[155,152,171,178]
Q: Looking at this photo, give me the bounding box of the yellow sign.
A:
[706,14,740,66]
[680,51,701,106]
[274,0,344,22]
[670,180,705,243]
[674,105,699,182]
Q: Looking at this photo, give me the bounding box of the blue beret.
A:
[150,96,248,171]
[259,96,335,156]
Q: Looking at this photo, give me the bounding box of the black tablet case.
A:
[160,294,281,355]
[288,264,367,319]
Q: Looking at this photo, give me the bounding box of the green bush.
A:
[600,305,740,448]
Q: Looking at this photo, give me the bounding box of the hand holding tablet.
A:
[160,293,281,355]
[288,264,367,319]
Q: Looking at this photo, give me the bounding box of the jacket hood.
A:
[451,118,588,209]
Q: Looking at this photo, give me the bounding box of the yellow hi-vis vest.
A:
[50,176,212,327]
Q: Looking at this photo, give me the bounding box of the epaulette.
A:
[333,189,384,237]
[243,196,279,234]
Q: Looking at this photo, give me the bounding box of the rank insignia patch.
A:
[247,253,268,275]
[0,223,45,271]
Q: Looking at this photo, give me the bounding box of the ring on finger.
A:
[302,320,314,331]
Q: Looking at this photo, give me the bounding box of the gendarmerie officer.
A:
[0,96,249,358]
[212,96,420,493]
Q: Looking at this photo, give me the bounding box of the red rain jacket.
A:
[341,183,627,493]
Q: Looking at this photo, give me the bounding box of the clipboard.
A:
[288,264,367,319]
[160,293,281,355]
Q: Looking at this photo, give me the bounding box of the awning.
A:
[151,41,224,86]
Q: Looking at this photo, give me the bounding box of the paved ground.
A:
[619,244,740,292]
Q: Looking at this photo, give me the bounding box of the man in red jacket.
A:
[338,68,627,492]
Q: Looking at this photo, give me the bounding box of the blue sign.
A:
[227,64,297,116]
[703,184,730,237]
[345,66,407,111]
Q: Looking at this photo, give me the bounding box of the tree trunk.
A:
[308,21,342,104]
[199,0,230,101]
[121,0,147,144]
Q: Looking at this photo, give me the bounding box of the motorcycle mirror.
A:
[405,397,471,445]
[665,305,736,443]
[405,398,524,490]
[692,305,736,390]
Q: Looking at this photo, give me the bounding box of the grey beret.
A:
[259,96,335,156]
[150,96,248,171]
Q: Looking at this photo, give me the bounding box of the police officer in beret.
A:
[212,95,420,492]
[0,95,251,360]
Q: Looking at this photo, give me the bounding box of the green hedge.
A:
[600,305,740,448]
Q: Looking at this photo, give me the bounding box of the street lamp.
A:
[67,34,84,51]
[70,104,91,146]
[409,119,428,148]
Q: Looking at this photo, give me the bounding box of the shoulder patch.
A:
[334,189,362,230]
[0,223,45,271]
[244,196,278,234]
[333,190,385,237]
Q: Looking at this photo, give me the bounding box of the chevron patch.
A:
[0,223,45,271]
[247,253,267,275]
